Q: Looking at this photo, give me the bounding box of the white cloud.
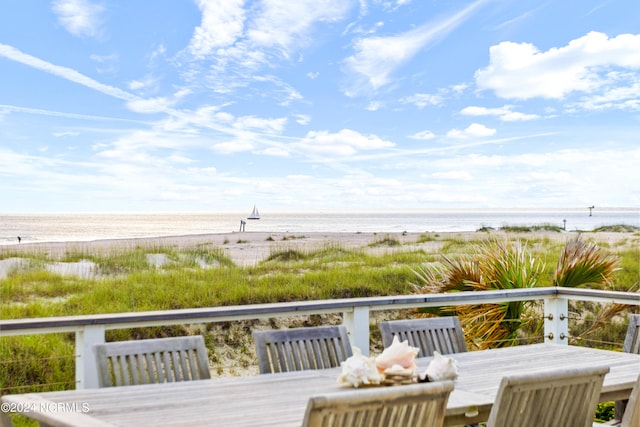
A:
[476,32,640,100]
[256,147,291,157]
[246,0,351,55]
[189,0,246,58]
[295,129,395,156]
[366,101,383,111]
[432,170,473,180]
[211,139,254,154]
[52,0,105,38]
[294,114,311,125]
[409,130,436,140]
[446,123,496,139]
[569,77,640,111]
[128,75,158,91]
[461,106,539,121]
[234,116,287,134]
[52,131,80,137]
[400,93,444,108]
[127,97,175,114]
[89,53,118,74]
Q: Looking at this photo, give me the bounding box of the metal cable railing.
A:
[1,287,639,392]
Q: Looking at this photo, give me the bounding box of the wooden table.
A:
[2,343,639,427]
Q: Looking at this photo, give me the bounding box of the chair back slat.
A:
[614,314,640,420]
[94,335,210,387]
[487,366,609,427]
[253,325,353,374]
[379,317,467,357]
[302,380,454,427]
[623,314,640,354]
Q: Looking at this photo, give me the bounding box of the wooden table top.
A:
[3,343,639,427]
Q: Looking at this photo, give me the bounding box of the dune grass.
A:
[1,230,638,404]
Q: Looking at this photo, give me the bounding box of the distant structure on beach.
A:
[588,205,595,216]
[248,205,260,220]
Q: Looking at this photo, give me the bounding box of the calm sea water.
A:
[1,209,638,245]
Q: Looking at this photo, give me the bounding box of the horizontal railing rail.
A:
[1,287,639,389]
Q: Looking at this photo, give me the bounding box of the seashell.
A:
[337,347,382,388]
[374,336,419,374]
[419,351,459,382]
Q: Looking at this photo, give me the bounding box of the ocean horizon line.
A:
[2,206,638,215]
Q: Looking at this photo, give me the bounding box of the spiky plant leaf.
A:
[553,236,620,288]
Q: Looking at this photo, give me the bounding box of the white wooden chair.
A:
[93,335,211,387]
[487,366,609,427]
[302,380,454,427]
[610,314,640,424]
[619,373,640,427]
[253,325,353,374]
[594,373,640,427]
[379,316,467,357]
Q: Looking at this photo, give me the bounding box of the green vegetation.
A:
[412,236,624,349]
[1,229,638,421]
[369,234,401,247]
[498,223,565,233]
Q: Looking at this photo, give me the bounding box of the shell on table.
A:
[337,347,382,388]
[374,335,419,374]
[419,351,459,382]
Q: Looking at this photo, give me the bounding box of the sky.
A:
[1,0,639,213]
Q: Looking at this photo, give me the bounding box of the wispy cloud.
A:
[246,0,352,55]
[52,0,105,38]
[343,0,488,95]
[0,43,136,102]
[409,130,436,140]
[0,104,145,123]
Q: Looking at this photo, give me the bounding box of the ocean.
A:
[1,208,638,245]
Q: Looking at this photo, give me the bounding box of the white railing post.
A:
[76,325,105,389]
[544,294,568,344]
[343,306,371,356]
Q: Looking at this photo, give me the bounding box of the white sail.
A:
[248,205,260,220]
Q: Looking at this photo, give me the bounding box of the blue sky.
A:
[1,0,639,213]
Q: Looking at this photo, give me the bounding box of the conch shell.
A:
[337,347,382,388]
[374,336,419,374]
[419,351,459,382]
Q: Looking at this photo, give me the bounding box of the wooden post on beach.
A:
[588,205,595,216]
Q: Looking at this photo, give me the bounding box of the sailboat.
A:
[247,205,260,220]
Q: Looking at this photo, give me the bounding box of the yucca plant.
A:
[413,236,621,349]
[414,239,542,349]
[552,236,619,287]
[552,236,624,345]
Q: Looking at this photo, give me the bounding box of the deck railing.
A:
[1,287,639,389]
